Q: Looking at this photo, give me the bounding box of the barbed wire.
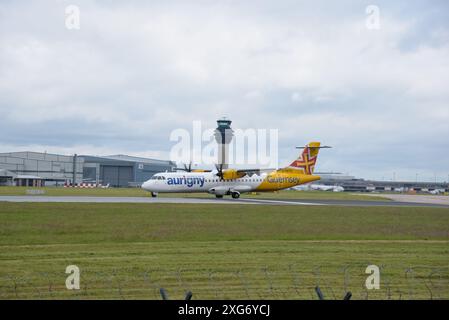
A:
[0,264,447,300]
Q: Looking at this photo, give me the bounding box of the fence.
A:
[1,264,448,300]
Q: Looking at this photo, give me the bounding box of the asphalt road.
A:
[1,195,449,207]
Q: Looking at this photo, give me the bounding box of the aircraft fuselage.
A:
[141,171,320,196]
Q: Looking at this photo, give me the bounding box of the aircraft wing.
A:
[215,165,276,180]
[235,168,276,176]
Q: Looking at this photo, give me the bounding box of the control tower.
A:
[214,117,234,169]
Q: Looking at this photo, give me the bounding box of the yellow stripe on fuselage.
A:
[255,170,320,192]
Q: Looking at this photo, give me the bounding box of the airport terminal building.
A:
[318,174,449,193]
[0,152,175,187]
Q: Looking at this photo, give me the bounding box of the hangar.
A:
[80,154,176,187]
[0,152,176,187]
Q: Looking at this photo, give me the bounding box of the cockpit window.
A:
[151,175,166,180]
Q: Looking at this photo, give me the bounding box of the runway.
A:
[362,194,449,206]
[1,195,449,207]
[0,195,321,206]
[241,198,449,208]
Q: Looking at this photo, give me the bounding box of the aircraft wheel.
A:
[231,192,240,199]
[215,195,223,199]
[151,192,158,198]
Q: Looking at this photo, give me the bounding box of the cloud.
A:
[0,0,448,181]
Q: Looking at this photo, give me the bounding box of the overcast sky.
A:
[1,0,448,181]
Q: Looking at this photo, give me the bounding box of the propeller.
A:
[215,164,224,180]
[175,162,192,172]
[175,163,213,173]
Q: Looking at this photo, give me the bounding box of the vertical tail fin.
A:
[288,142,321,175]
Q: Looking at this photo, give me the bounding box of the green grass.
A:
[1,203,448,243]
[0,203,448,299]
[0,186,147,197]
[0,186,389,201]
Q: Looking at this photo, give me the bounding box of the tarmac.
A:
[362,194,449,206]
[1,195,448,207]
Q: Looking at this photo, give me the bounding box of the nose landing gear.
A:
[151,192,158,198]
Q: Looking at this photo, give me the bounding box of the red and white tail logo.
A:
[288,142,321,175]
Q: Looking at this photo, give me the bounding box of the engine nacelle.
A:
[208,186,230,196]
[221,169,246,180]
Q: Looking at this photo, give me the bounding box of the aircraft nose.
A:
[141,181,151,190]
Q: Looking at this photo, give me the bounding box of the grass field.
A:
[0,186,389,201]
[0,202,448,300]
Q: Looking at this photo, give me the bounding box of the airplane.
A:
[310,184,344,192]
[294,184,344,192]
[429,189,445,195]
[141,142,329,199]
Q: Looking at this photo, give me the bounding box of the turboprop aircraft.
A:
[293,184,344,192]
[141,142,330,199]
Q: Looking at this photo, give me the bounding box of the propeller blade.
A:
[215,164,224,180]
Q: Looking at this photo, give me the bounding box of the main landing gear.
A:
[231,191,240,199]
[215,192,240,199]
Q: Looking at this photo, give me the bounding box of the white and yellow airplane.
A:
[142,142,328,199]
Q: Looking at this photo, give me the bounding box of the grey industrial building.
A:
[0,151,175,187]
[0,152,83,187]
[318,174,449,193]
[80,154,176,187]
